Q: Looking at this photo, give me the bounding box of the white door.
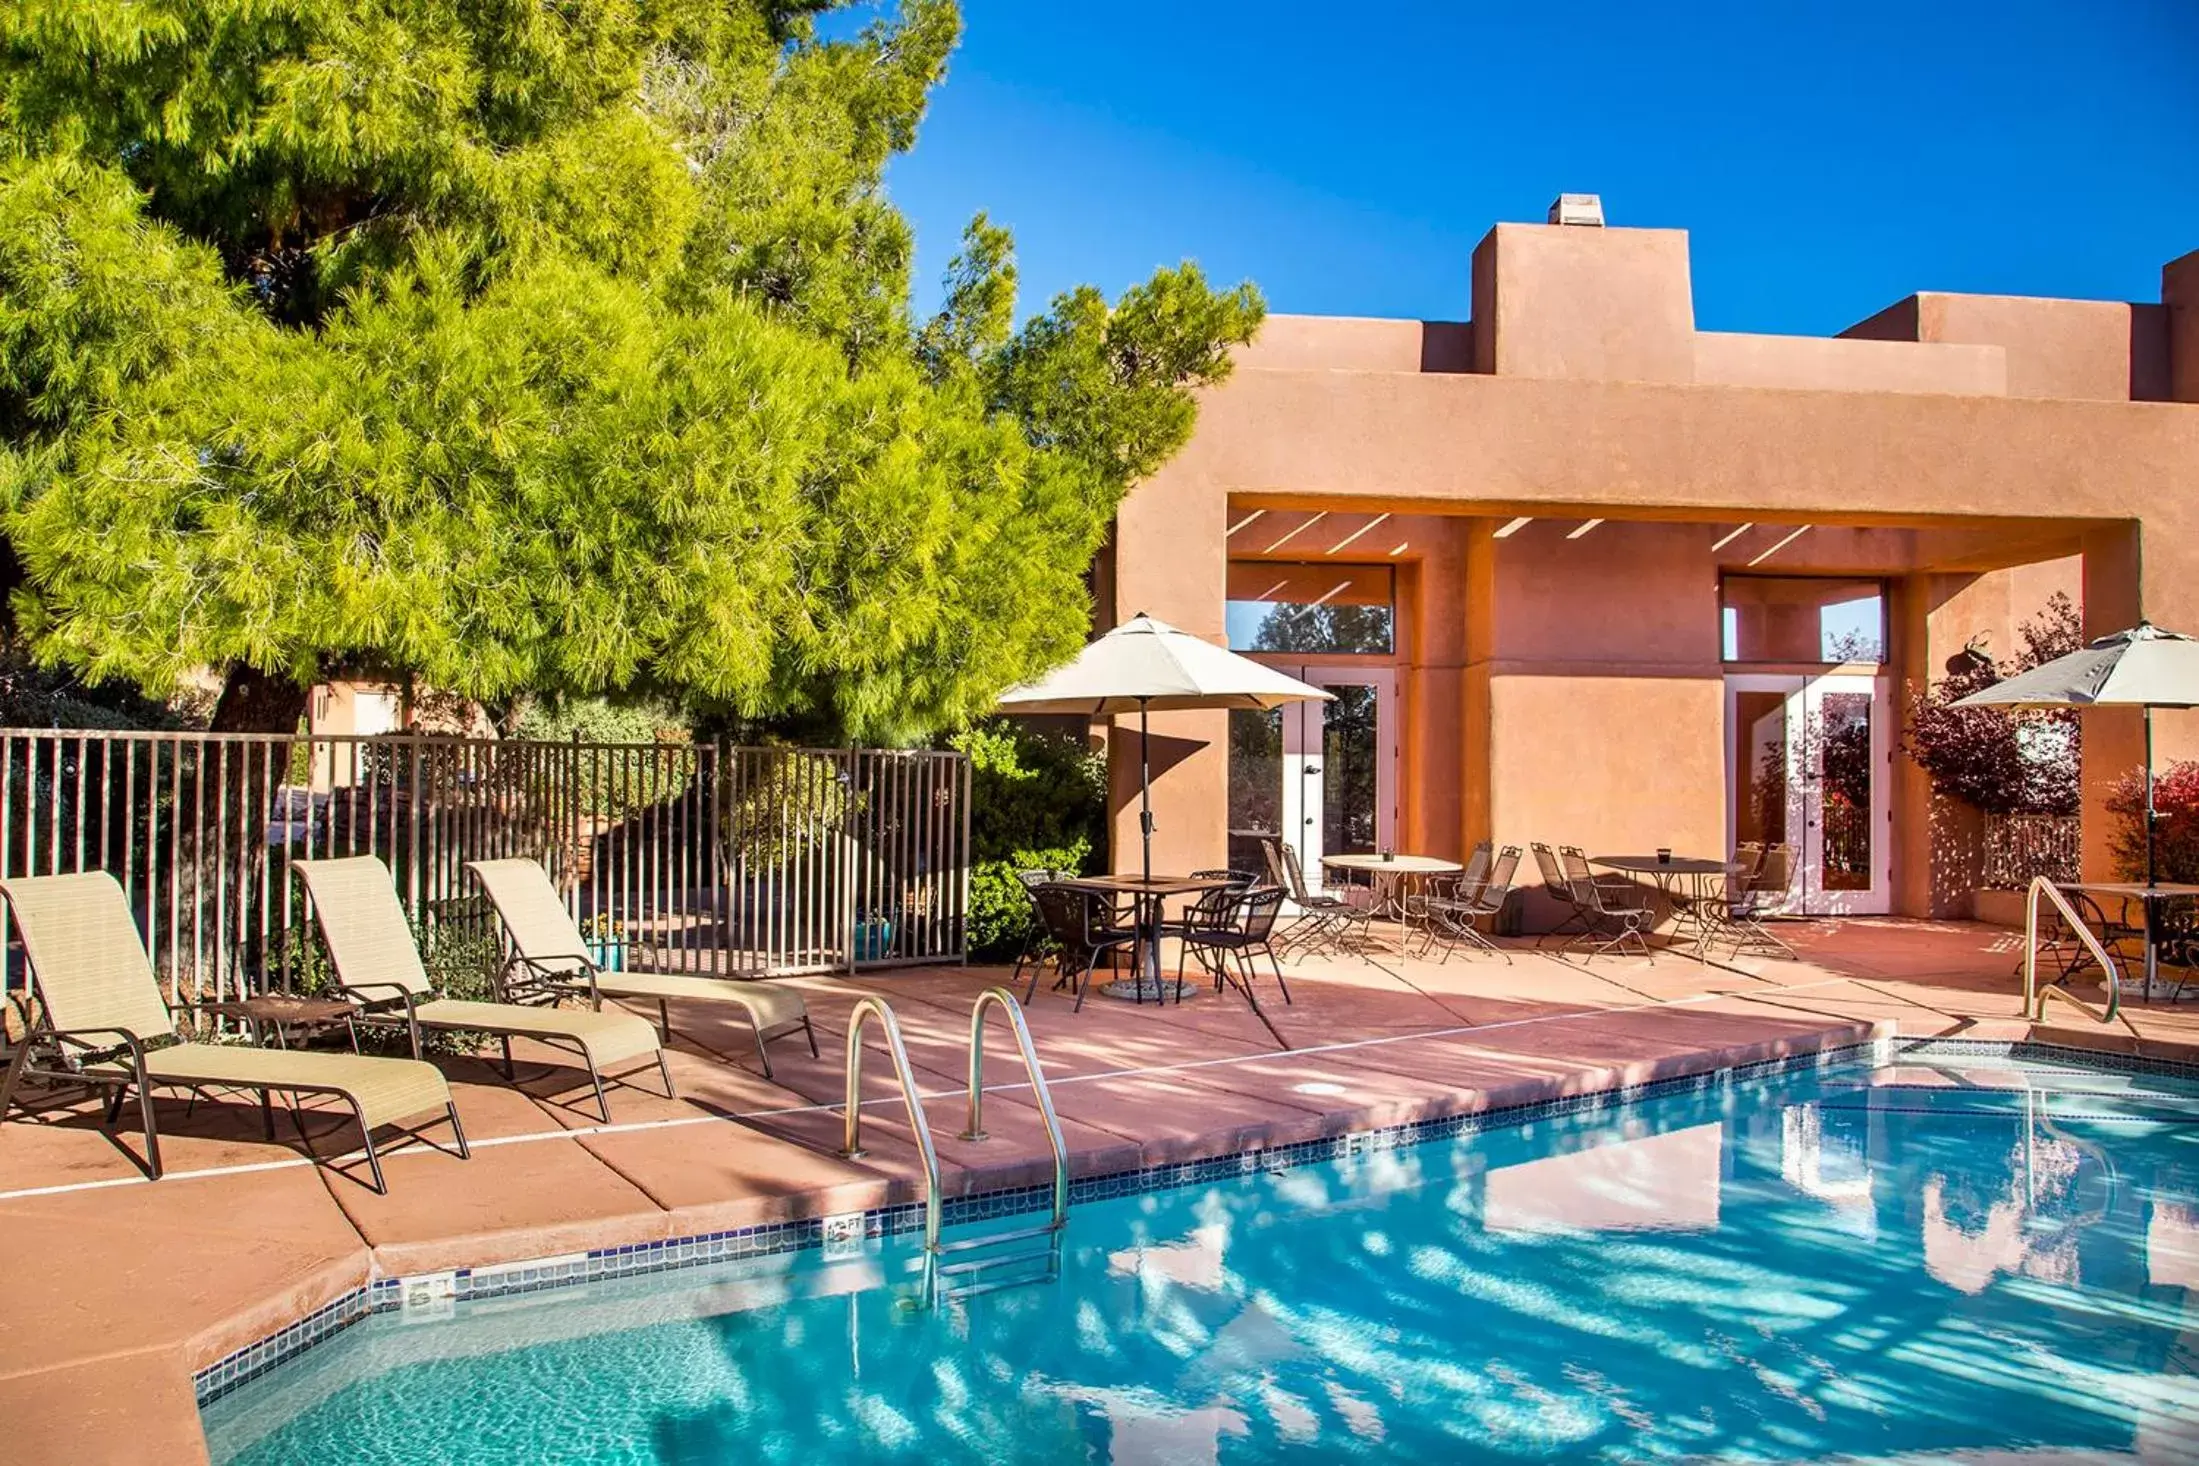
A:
[1280,668,1397,890]
[1725,672,1891,915]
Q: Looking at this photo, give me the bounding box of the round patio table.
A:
[1322,853,1463,959]
[1590,855,1736,961]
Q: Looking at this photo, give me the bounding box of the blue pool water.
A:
[203,1049,2199,1464]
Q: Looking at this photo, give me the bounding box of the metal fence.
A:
[1983,812,2082,889]
[0,730,968,1012]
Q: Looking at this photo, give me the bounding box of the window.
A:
[1226,562,1394,655]
[1721,577,1885,664]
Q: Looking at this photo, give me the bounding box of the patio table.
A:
[2054,881,2199,1003]
[1591,855,1736,961]
[1321,853,1463,960]
[1058,874,1236,1004]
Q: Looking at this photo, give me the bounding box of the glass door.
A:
[1725,672,1890,915]
[1227,668,1395,889]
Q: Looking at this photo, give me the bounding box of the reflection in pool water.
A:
[203,1053,2199,1464]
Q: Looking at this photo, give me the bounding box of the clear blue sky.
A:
[865,0,2199,334]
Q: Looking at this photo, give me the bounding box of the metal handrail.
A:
[838,996,945,1251]
[959,986,1070,1236]
[2023,876,2121,1025]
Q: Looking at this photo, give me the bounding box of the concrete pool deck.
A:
[5,918,2198,1463]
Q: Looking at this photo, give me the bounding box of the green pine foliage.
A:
[952,717,1105,958]
[0,2,1263,742]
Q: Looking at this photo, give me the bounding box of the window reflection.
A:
[1722,576,1885,663]
[1227,562,1394,654]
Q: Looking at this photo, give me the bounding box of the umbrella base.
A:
[1096,976,1201,1004]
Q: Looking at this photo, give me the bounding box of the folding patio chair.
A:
[1422,845,1521,965]
[1558,845,1655,960]
[1531,843,1597,949]
[1729,842,1799,959]
[1257,833,1370,956]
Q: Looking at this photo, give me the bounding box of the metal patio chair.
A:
[1257,833,1371,957]
[1531,843,1597,949]
[1176,885,1292,1047]
[1024,883,1137,1011]
[1557,845,1655,960]
[1422,845,1521,965]
[1010,866,1077,996]
[1409,843,1489,953]
[1728,842,1799,959]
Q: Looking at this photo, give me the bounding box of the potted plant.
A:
[853,908,897,963]
[580,912,626,972]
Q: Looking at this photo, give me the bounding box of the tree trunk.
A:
[209,663,310,734]
[199,665,311,995]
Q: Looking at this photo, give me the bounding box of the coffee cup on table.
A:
[1657,848,1671,865]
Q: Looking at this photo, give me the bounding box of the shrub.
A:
[722,746,857,871]
[2107,760,2199,884]
[282,916,503,1058]
[1904,593,2082,816]
[950,719,1105,960]
[514,695,695,820]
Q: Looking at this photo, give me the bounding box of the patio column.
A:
[1105,462,1229,876]
[2080,524,2148,884]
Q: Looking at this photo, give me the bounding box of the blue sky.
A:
[864,0,2199,334]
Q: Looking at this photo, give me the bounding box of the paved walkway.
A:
[4,918,2195,1462]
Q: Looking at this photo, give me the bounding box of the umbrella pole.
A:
[1139,698,1153,883]
[2145,704,2158,889]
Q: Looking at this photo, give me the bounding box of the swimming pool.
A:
[202,1046,2199,1463]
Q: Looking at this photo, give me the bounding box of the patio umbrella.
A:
[1950,621,2199,887]
[995,613,1331,879]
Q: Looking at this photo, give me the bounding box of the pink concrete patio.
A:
[4,918,2196,1464]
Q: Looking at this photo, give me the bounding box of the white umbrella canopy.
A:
[1948,622,2199,712]
[996,614,1331,877]
[1950,621,2199,888]
[995,613,1333,715]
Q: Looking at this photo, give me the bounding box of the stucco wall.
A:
[1693,331,2006,396]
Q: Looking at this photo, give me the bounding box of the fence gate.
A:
[0,730,969,1013]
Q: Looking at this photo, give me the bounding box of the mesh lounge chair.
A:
[1422,846,1521,965]
[1558,845,1655,960]
[0,871,464,1191]
[465,859,817,1079]
[294,856,671,1122]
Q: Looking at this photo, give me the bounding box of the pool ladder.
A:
[838,987,1070,1306]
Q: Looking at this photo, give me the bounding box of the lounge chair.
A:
[0,871,464,1191]
[464,858,817,1078]
[293,856,671,1122]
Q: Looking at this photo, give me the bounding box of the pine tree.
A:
[0,1,1262,738]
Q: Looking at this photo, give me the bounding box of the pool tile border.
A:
[192,1033,2185,1408]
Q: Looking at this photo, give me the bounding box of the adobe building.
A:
[1098,197,2199,921]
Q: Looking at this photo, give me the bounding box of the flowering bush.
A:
[2106,760,2199,884]
[1903,594,2081,816]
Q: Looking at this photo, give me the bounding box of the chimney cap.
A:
[1547,193,1606,227]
